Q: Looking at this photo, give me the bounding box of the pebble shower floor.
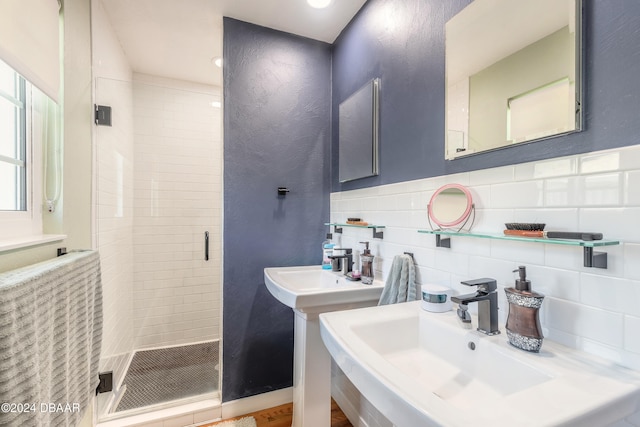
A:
[115,341,219,412]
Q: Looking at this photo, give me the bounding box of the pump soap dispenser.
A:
[360,241,374,285]
[504,266,544,352]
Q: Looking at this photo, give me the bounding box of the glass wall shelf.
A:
[326,223,385,239]
[417,229,620,269]
[417,229,619,247]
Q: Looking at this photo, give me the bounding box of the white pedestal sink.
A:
[320,301,640,427]
[264,265,383,427]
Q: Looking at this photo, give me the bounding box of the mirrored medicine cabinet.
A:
[338,78,380,183]
[445,0,583,159]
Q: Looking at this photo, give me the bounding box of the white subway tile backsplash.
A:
[513,208,579,230]
[467,256,515,287]
[444,172,471,187]
[468,185,490,210]
[490,180,544,208]
[411,246,436,269]
[544,298,624,348]
[580,151,622,174]
[451,236,491,257]
[584,145,640,173]
[408,191,423,210]
[469,165,514,185]
[516,157,577,180]
[624,244,640,280]
[579,338,632,366]
[409,210,427,229]
[624,316,640,354]
[331,144,640,373]
[434,250,469,277]
[490,240,546,265]
[543,326,581,349]
[624,171,640,206]
[472,208,515,233]
[543,244,584,271]
[525,265,580,301]
[580,273,639,315]
[579,173,622,206]
[579,208,640,242]
[544,177,581,207]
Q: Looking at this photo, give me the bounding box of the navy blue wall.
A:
[333,0,640,191]
[222,18,331,402]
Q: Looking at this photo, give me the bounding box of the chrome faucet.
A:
[330,248,353,275]
[451,278,500,335]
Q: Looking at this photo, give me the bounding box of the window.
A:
[0,59,27,211]
[0,59,45,240]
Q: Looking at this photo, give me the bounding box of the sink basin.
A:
[264,265,384,427]
[354,310,551,405]
[264,265,383,312]
[320,301,640,427]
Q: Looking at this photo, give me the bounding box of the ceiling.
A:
[100,0,367,87]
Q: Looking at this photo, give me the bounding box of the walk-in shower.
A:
[94,76,223,421]
[92,0,223,420]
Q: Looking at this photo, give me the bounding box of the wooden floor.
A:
[201,399,352,427]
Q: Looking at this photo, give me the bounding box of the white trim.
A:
[0,80,45,241]
[96,397,221,427]
[0,234,66,253]
[220,387,293,420]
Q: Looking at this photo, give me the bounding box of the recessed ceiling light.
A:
[212,57,222,68]
[307,0,332,9]
[210,101,221,108]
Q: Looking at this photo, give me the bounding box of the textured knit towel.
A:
[0,250,103,427]
[378,254,417,305]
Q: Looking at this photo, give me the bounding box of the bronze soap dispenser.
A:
[505,266,544,352]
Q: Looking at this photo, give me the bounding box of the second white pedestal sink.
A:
[264,265,384,427]
[320,301,640,427]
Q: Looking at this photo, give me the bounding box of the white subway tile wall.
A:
[132,74,222,349]
[330,144,640,372]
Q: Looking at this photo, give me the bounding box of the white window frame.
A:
[0,64,43,241]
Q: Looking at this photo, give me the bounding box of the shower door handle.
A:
[204,231,210,261]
